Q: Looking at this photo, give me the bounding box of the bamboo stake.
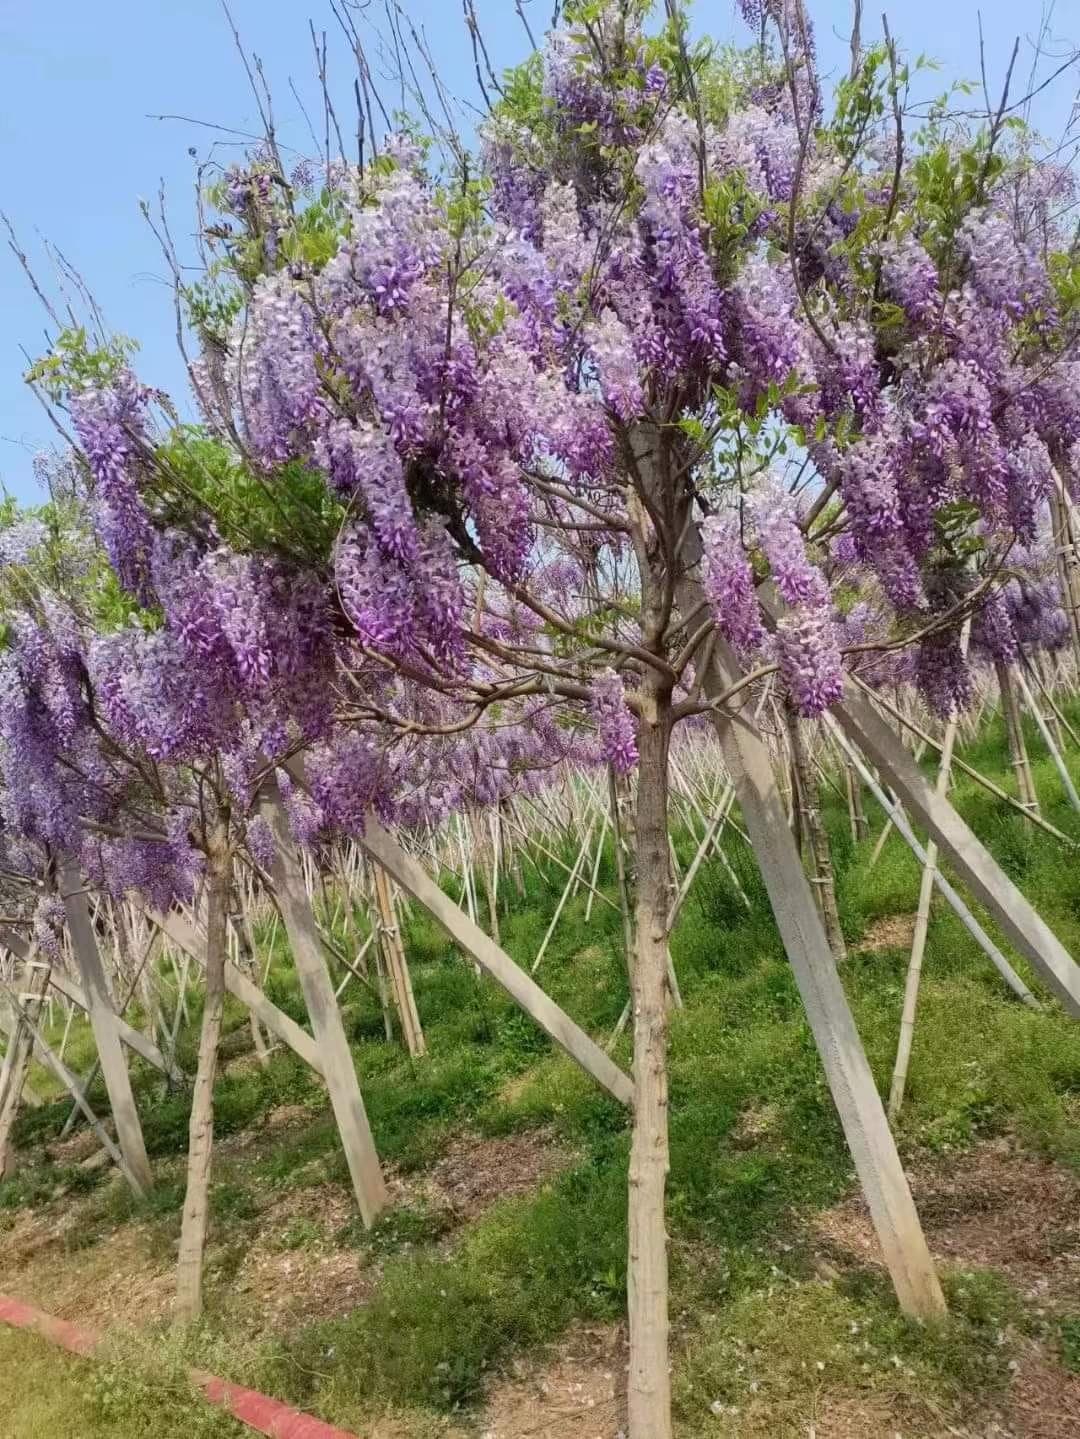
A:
[532,814,597,973]
[996,660,1040,815]
[888,625,966,1123]
[851,677,1076,848]
[832,722,1040,1009]
[0,975,141,1194]
[373,862,426,1057]
[1015,664,1080,815]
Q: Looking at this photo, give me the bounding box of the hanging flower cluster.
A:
[3,0,1079,894]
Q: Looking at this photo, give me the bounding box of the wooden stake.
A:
[833,686,1080,1017]
[888,653,964,1122]
[258,775,388,1226]
[372,862,425,1058]
[831,724,1039,1009]
[356,816,633,1107]
[683,588,946,1320]
[59,857,153,1195]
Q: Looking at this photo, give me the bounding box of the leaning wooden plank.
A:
[832,686,1080,1018]
[0,977,140,1195]
[47,971,180,1081]
[686,606,944,1319]
[830,723,1040,1010]
[0,925,181,1082]
[143,907,326,1080]
[59,857,153,1195]
[359,817,635,1109]
[257,776,388,1226]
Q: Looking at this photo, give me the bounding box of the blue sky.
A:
[1,0,1075,502]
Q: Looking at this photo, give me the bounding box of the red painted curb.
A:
[0,1293,359,1439]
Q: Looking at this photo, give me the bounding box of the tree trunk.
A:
[59,856,152,1195]
[786,708,847,962]
[627,671,673,1439]
[996,660,1040,815]
[175,830,231,1323]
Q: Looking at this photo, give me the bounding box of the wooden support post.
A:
[888,686,962,1122]
[46,971,180,1081]
[257,776,388,1227]
[681,579,945,1319]
[59,858,152,1195]
[144,905,326,1077]
[832,687,1080,1017]
[0,976,140,1191]
[832,722,1038,1008]
[785,707,846,962]
[356,816,633,1108]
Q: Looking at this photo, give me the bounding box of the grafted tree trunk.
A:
[626,667,674,1439]
[996,660,1040,815]
[785,707,846,962]
[175,827,231,1323]
[622,424,680,1439]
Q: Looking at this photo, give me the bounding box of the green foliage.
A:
[674,1267,1022,1431]
[911,136,1007,247]
[153,431,345,565]
[26,327,139,404]
[830,44,892,160]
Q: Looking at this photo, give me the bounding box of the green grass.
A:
[5,701,1080,1433]
[0,1327,243,1438]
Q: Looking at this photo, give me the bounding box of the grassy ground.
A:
[3,704,1080,1435]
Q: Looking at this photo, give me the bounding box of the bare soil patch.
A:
[425,1128,575,1221]
[480,1323,626,1439]
[857,913,917,953]
[0,1214,174,1330]
[1006,1342,1080,1438]
[812,1137,1080,1304]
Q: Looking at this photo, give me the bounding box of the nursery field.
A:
[4,709,1080,1438]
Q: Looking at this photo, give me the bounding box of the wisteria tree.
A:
[14,0,1080,1433]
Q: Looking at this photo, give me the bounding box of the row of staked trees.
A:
[5,2,1080,1434]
